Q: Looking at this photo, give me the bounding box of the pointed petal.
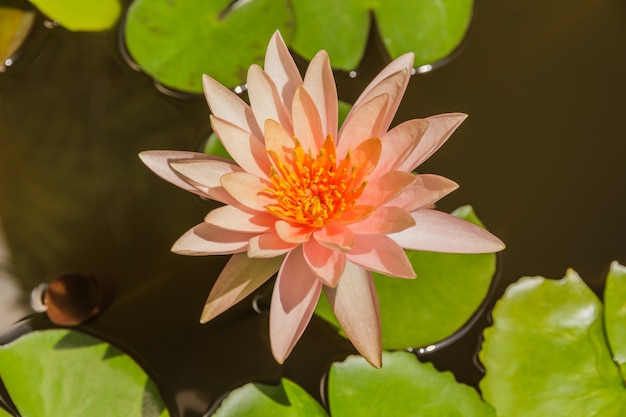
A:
[303,239,346,287]
[348,206,415,234]
[386,174,459,211]
[247,64,293,134]
[270,247,322,363]
[397,113,467,172]
[389,209,506,253]
[337,94,388,155]
[292,86,324,153]
[204,205,275,233]
[303,49,338,139]
[370,119,430,179]
[171,223,255,255]
[346,234,416,278]
[324,262,382,368]
[140,151,222,198]
[210,115,271,179]
[202,74,262,138]
[265,119,296,169]
[313,224,354,251]
[248,232,298,258]
[201,253,283,322]
[335,205,376,225]
[220,172,275,211]
[264,31,303,113]
[357,171,416,207]
[350,137,382,185]
[351,53,414,132]
[275,220,313,244]
[168,158,242,205]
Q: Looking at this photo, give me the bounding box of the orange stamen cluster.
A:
[266,136,367,227]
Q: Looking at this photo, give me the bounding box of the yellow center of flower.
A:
[265,136,367,227]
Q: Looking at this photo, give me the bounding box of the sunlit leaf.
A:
[604,261,626,378]
[316,206,497,349]
[328,352,495,416]
[124,0,293,93]
[0,329,170,417]
[212,378,328,417]
[0,406,12,417]
[480,270,626,417]
[0,7,35,63]
[29,0,120,31]
[289,0,473,70]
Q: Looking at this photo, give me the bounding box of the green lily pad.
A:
[29,0,120,31]
[290,0,473,70]
[604,261,626,378]
[124,0,293,93]
[315,205,497,349]
[480,269,626,416]
[328,351,496,416]
[211,378,328,417]
[0,329,170,417]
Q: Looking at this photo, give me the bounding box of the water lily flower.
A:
[140,31,504,368]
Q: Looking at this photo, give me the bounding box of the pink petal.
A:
[350,54,414,133]
[348,206,415,235]
[200,253,284,323]
[275,220,313,244]
[303,239,346,287]
[350,137,382,185]
[248,232,298,258]
[335,205,376,225]
[385,174,459,212]
[303,50,338,139]
[369,119,430,179]
[264,31,303,113]
[220,172,275,211]
[270,247,323,363]
[337,94,389,156]
[324,262,382,368]
[397,113,467,172]
[167,158,242,205]
[389,209,506,253]
[210,115,271,179]
[247,64,293,134]
[171,222,255,255]
[264,119,296,169]
[291,86,324,153]
[357,171,416,207]
[202,74,262,139]
[204,205,275,233]
[346,234,416,278]
[139,151,222,198]
[313,224,354,251]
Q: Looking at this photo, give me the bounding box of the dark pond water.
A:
[1,0,625,416]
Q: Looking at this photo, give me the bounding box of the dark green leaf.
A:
[212,378,328,417]
[329,351,495,416]
[124,0,293,92]
[29,0,120,31]
[0,329,169,417]
[605,262,626,378]
[289,0,473,70]
[480,270,626,416]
